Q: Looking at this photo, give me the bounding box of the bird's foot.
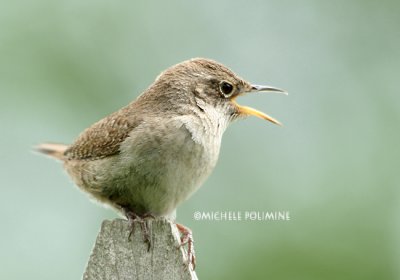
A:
[176,223,196,270]
[124,209,155,251]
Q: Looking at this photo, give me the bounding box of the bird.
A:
[36,58,286,268]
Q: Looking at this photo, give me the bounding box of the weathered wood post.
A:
[83,219,198,280]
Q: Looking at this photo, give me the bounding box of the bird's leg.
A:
[139,218,152,251]
[176,223,196,270]
[141,212,156,251]
[123,208,140,241]
[123,208,155,251]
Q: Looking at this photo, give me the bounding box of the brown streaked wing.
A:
[64,107,141,160]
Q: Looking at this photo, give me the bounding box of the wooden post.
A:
[83,219,198,280]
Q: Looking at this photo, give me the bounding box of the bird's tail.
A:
[35,143,68,160]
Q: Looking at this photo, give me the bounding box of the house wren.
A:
[36,58,286,268]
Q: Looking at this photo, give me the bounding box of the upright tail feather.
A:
[35,143,69,160]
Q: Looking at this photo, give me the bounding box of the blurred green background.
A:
[1,1,399,279]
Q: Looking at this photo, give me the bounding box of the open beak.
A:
[233,85,287,126]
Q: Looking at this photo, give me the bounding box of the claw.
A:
[123,208,154,250]
[176,223,196,270]
[125,211,139,241]
[140,219,152,251]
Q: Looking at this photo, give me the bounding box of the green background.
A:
[1,1,399,279]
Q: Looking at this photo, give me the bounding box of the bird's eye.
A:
[219,81,234,97]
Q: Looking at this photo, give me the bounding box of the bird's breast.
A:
[117,116,224,217]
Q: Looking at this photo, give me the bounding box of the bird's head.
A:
[147,58,286,125]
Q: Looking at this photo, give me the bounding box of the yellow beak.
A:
[234,85,287,126]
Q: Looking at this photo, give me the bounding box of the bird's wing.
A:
[65,107,141,160]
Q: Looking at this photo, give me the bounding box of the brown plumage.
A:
[64,107,142,160]
[36,58,286,268]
